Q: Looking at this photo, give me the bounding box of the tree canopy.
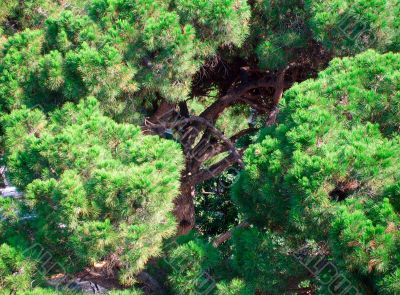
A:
[0,0,399,294]
[0,0,251,120]
[232,50,400,293]
[1,98,183,287]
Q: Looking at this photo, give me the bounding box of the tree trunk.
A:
[173,181,195,235]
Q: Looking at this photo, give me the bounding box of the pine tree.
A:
[1,97,184,286]
[0,0,399,293]
[232,50,400,293]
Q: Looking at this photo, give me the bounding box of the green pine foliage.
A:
[1,0,397,120]
[246,0,400,70]
[331,198,400,292]
[167,238,220,295]
[1,97,184,286]
[250,0,310,70]
[107,289,143,295]
[233,50,400,292]
[307,0,400,54]
[0,0,399,293]
[215,278,253,295]
[0,243,37,292]
[0,0,89,35]
[230,228,306,293]
[0,0,251,120]
[195,168,241,236]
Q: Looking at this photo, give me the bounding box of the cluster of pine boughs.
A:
[0,0,399,294]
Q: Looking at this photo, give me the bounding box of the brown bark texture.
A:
[144,60,324,234]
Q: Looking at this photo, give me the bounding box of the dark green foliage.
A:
[215,279,253,295]
[195,168,240,236]
[107,289,143,295]
[0,0,89,35]
[3,0,397,121]
[167,238,220,295]
[0,29,44,114]
[2,98,184,285]
[245,0,400,70]
[250,0,310,70]
[331,197,400,293]
[230,228,306,293]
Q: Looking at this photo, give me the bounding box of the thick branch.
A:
[213,222,250,247]
[145,63,302,184]
[266,107,279,126]
[230,127,257,143]
[191,149,245,185]
[178,101,190,118]
[194,127,257,164]
[146,116,244,168]
[272,70,286,105]
[149,101,176,123]
[200,78,277,124]
[180,77,276,147]
[189,132,214,171]
[271,62,299,105]
[190,141,227,167]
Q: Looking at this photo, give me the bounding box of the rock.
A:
[68,279,109,294]
[48,276,109,294]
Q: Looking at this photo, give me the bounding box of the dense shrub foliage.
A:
[0,0,90,35]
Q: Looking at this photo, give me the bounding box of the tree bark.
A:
[173,180,196,235]
[213,222,250,247]
[144,66,308,236]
